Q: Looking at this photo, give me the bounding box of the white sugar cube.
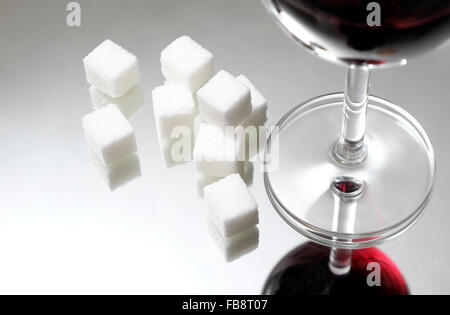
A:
[152,84,197,139]
[207,219,259,262]
[204,173,259,238]
[82,104,137,165]
[89,85,144,119]
[236,75,268,128]
[197,70,252,126]
[161,36,214,93]
[193,122,244,177]
[83,39,140,97]
[89,149,141,191]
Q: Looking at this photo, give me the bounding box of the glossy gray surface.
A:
[0,0,449,294]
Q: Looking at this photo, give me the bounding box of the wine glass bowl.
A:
[263,0,450,67]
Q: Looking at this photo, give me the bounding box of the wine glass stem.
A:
[332,65,370,165]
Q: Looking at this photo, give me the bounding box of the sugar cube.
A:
[161,36,214,93]
[204,173,259,238]
[82,104,137,165]
[197,70,252,126]
[207,219,259,262]
[236,75,267,128]
[89,85,144,119]
[193,122,245,177]
[83,39,140,97]
[89,149,141,191]
[152,84,197,139]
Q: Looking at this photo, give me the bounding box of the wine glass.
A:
[261,0,450,294]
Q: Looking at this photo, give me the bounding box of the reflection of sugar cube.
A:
[204,174,258,238]
[193,122,244,177]
[197,70,251,126]
[196,173,222,198]
[208,218,259,262]
[82,104,137,165]
[161,36,214,93]
[89,85,144,119]
[83,39,140,97]
[89,149,141,191]
[158,134,194,168]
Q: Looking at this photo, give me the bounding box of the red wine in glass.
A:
[273,0,450,65]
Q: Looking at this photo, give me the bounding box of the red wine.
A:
[272,0,450,65]
[262,242,409,295]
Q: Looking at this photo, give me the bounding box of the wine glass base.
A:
[264,93,435,249]
[262,242,410,295]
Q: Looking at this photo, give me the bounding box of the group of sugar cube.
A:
[152,36,265,260]
[193,71,267,183]
[152,36,213,167]
[82,40,142,189]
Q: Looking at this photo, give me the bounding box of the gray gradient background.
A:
[0,0,449,294]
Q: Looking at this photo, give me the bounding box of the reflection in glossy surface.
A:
[89,85,144,120]
[158,134,194,168]
[207,218,259,263]
[262,241,409,295]
[246,127,267,161]
[89,149,141,191]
